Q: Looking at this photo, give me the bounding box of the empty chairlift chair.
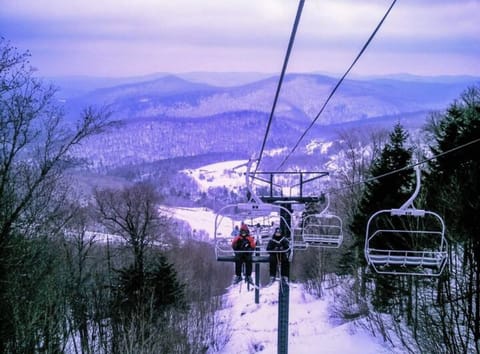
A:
[364,166,448,276]
[301,195,343,248]
[290,211,309,251]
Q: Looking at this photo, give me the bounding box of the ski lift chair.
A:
[301,195,343,248]
[364,166,448,276]
[214,159,294,262]
[214,201,294,263]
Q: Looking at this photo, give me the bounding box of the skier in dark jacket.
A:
[231,224,256,284]
[266,227,290,285]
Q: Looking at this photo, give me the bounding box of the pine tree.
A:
[112,254,186,318]
[349,123,414,310]
[350,124,414,249]
[425,86,480,346]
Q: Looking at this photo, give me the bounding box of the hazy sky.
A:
[1,0,479,78]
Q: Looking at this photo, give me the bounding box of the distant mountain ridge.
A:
[62,72,478,125]
[61,72,478,172]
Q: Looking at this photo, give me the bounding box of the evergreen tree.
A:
[425,86,480,347]
[112,254,186,317]
[350,123,414,252]
[349,123,414,310]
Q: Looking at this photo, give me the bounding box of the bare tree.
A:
[332,127,388,300]
[0,38,111,243]
[0,37,112,352]
[94,182,168,273]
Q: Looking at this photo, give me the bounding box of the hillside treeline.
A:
[312,86,479,354]
[0,39,233,353]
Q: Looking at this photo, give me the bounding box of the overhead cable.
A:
[331,136,480,193]
[277,0,398,170]
[255,0,305,173]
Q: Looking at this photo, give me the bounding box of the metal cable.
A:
[277,0,398,170]
[255,0,305,173]
[331,136,480,193]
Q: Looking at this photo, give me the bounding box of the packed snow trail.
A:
[214,281,409,354]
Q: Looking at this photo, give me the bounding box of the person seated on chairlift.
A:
[266,227,290,285]
[231,224,256,284]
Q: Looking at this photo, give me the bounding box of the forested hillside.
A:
[63,69,477,191]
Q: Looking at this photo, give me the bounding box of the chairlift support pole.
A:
[255,247,261,303]
[273,200,292,354]
[251,168,329,354]
[278,277,290,354]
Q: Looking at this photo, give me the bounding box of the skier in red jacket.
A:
[231,224,256,284]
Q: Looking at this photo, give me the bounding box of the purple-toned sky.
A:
[1,0,479,78]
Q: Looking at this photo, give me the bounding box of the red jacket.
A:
[232,235,256,250]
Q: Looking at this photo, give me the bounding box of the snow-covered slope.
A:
[214,282,411,354]
[161,206,232,239]
[165,162,415,354]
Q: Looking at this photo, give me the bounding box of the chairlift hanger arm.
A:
[318,193,331,215]
[399,165,421,210]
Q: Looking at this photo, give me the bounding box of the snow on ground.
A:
[306,139,333,155]
[161,205,233,239]
[214,281,409,354]
[166,159,251,240]
[161,202,411,354]
[181,159,248,192]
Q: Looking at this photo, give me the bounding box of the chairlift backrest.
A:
[301,212,343,248]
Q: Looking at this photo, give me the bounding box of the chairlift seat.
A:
[215,245,292,263]
[365,208,448,276]
[367,249,447,268]
[301,213,343,248]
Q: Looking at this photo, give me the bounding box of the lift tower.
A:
[252,170,328,354]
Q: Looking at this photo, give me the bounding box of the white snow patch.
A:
[181,160,248,192]
[306,139,333,155]
[161,205,233,240]
[264,147,288,157]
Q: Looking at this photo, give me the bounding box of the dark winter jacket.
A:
[266,235,289,254]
